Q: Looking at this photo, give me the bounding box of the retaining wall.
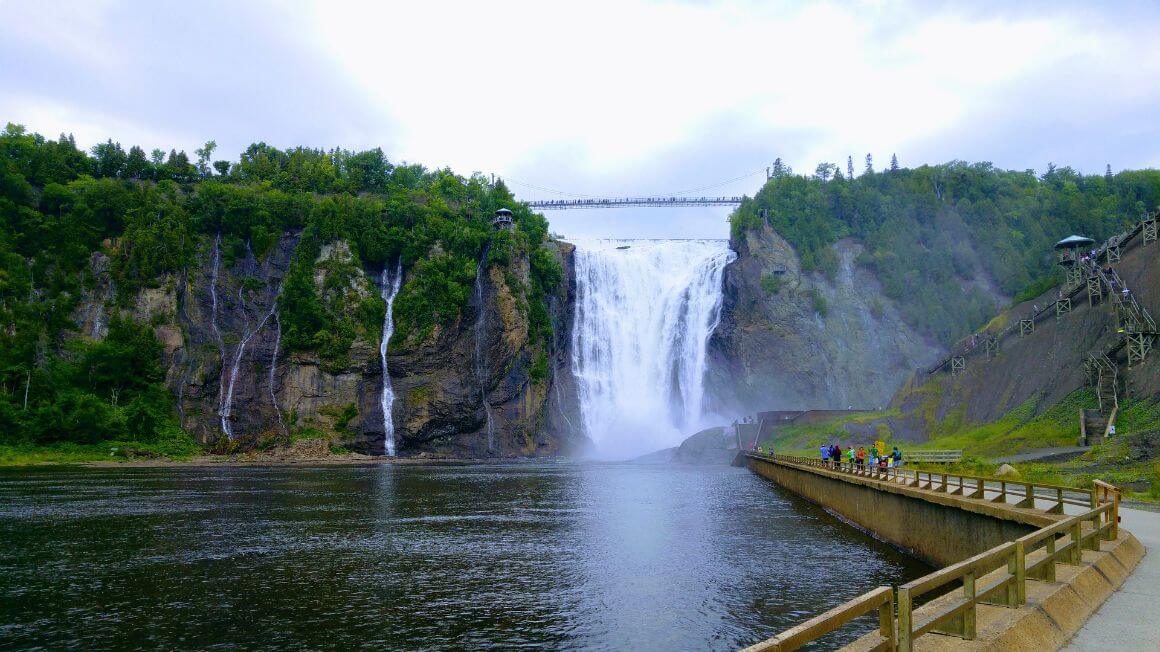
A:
[747,455,1046,566]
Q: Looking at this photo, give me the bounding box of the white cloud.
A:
[1,0,1157,238]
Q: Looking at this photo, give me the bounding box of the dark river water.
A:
[0,463,930,650]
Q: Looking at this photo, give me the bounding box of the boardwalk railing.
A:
[743,454,1121,651]
[740,586,894,652]
[904,450,962,463]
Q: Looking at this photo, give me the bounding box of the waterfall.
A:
[473,245,495,453]
[210,233,227,428]
[269,310,286,435]
[570,239,736,459]
[220,299,277,438]
[379,260,404,456]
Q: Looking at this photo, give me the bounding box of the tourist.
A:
[831,444,842,469]
[892,446,902,468]
[820,444,829,464]
[869,444,879,467]
[856,446,867,469]
[847,446,856,467]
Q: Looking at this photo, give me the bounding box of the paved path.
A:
[1063,505,1159,651]
[991,446,1090,464]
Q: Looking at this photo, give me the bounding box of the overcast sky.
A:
[3,0,1158,238]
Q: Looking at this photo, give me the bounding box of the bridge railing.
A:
[739,586,895,652]
[743,454,1121,651]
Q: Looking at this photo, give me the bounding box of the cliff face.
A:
[78,231,582,457]
[706,224,944,416]
[882,231,1160,442]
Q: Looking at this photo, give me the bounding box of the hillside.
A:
[0,124,580,458]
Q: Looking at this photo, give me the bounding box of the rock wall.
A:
[77,231,585,458]
[706,224,943,417]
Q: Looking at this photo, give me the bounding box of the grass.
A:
[0,429,203,466]
[756,389,1160,502]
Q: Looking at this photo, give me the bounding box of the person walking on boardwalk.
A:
[831,444,842,469]
[869,444,879,467]
[820,444,829,464]
[847,446,856,467]
[856,446,867,469]
[892,446,902,468]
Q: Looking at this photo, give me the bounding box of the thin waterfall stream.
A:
[379,260,404,456]
[569,239,735,459]
[473,244,495,453]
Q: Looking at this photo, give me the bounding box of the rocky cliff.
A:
[77,231,585,458]
[706,224,944,416]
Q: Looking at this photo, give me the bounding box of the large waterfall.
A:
[570,239,736,459]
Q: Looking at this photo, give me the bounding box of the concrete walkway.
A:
[1063,505,1159,651]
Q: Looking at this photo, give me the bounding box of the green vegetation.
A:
[758,390,1160,501]
[731,161,1160,343]
[759,273,782,295]
[0,123,562,455]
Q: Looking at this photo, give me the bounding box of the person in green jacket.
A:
[847,447,856,467]
[869,445,879,467]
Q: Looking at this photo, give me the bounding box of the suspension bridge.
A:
[524,196,744,210]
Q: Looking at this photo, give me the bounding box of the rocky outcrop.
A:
[706,224,944,416]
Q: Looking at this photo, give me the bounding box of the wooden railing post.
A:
[1049,488,1065,514]
[1044,534,1057,582]
[963,571,977,639]
[1012,540,1026,605]
[992,481,1007,503]
[898,587,913,652]
[1016,483,1035,508]
[879,591,895,650]
[1070,521,1084,564]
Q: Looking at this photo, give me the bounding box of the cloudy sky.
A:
[3,0,1158,238]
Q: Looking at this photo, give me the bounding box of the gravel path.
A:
[991,446,1090,464]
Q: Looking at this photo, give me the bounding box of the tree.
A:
[815,162,836,182]
[91,140,127,178]
[890,153,899,173]
[1105,164,1113,182]
[864,153,874,174]
[213,160,231,177]
[194,140,217,176]
[150,149,165,166]
[124,146,151,180]
[771,157,788,178]
[847,156,854,180]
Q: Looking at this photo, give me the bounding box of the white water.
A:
[379,260,404,456]
[220,297,277,438]
[473,249,495,453]
[269,310,286,435]
[570,239,736,459]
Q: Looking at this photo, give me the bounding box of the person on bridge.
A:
[830,444,842,469]
[892,447,902,468]
[869,444,879,467]
[855,446,867,469]
[819,444,829,464]
[847,446,856,467]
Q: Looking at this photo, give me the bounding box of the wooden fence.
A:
[743,454,1121,651]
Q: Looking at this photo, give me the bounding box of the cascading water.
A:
[220,295,278,438]
[472,246,495,453]
[379,260,404,456]
[269,310,286,435]
[570,239,736,459]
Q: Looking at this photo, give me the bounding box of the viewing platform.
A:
[741,453,1146,651]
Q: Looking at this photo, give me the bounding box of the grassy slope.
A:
[758,390,1160,501]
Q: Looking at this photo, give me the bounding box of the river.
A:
[0,463,929,650]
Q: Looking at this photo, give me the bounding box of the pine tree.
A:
[890,153,899,172]
[1105,164,1113,182]
[864,153,873,174]
[772,157,787,178]
[847,156,854,180]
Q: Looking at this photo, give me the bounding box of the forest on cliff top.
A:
[0,124,560,450]
[731,159,1160,343]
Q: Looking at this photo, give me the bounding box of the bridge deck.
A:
[526,196,743,209]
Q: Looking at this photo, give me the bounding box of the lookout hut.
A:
[492,208,514,230]
[1055,234,1095,290]
[1054,235,1095,265]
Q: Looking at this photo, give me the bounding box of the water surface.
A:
[0,463,929,650]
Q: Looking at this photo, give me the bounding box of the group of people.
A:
[819,441,902,471]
